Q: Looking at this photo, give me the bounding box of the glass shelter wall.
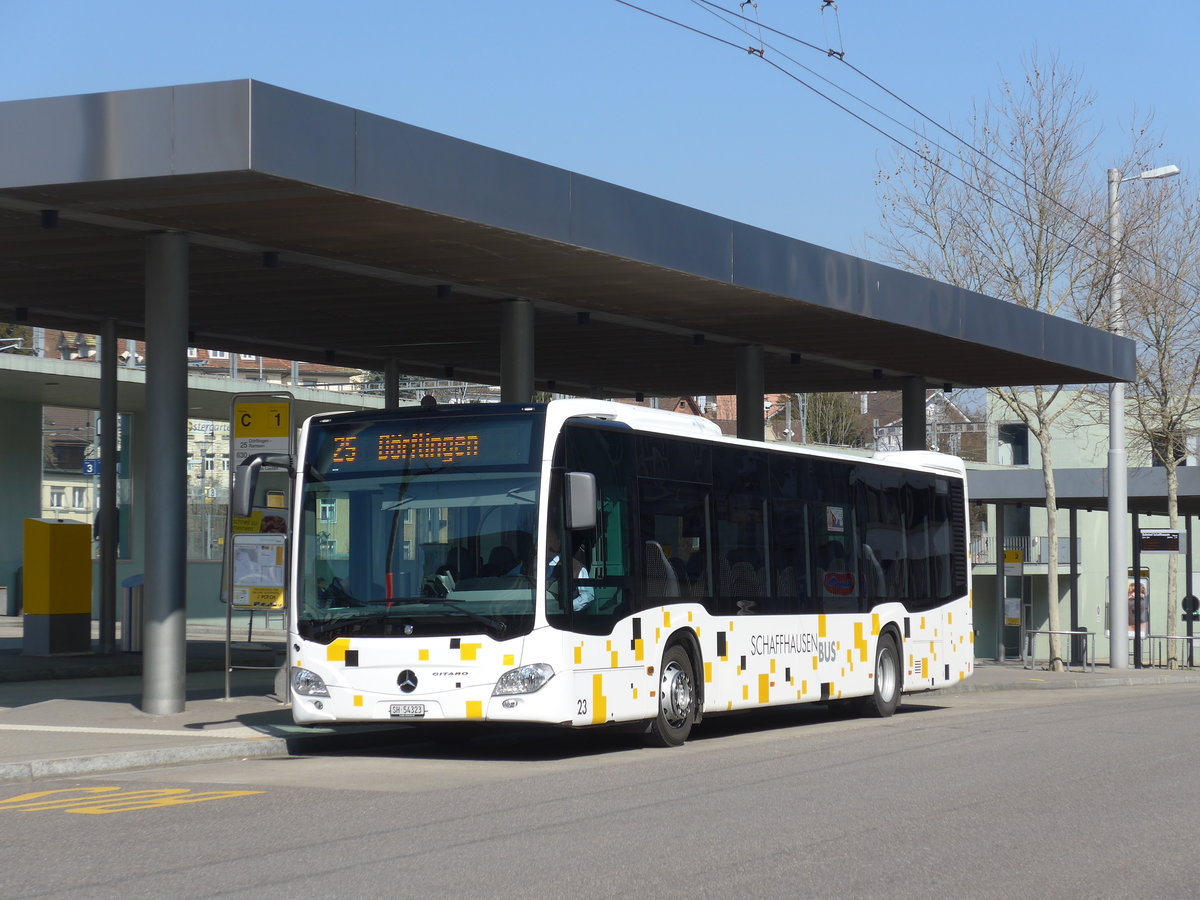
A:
[41,406,132,560]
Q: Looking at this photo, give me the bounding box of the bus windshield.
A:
[297,409,544,643]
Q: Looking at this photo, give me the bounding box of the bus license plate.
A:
[389,703,426,718]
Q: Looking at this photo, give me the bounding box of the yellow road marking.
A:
[0,786,264,814]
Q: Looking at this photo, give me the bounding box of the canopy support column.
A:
[501,300,534,403]
[98,318,118,655]
[902,377,926,451]
[736,344,765,442]
[384,358,401,409]
[142,232,189,715]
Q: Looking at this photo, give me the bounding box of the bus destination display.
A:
[332,432,480,466]
[314,415,538,474]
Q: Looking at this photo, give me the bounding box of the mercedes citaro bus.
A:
[237,398,972,746]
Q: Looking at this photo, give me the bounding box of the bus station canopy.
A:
[0,79,1134,401]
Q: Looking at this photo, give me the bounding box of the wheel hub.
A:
[660,661,693,726]
[877,647,897,701]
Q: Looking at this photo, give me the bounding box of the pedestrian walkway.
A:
[2,615,1199,784]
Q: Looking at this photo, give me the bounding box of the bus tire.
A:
[858,632,901,718]
[645,644,696,747]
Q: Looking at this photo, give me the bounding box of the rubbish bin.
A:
[1070,627,1088,668]
[120,574,144,652]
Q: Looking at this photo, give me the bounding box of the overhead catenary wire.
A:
[698,0,1200,303]
[614,0,1200,315]
[738,0,1200,304]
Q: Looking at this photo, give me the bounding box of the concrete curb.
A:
[0,727,407,785]
[944,673,1200,693]
[0,739,290,784]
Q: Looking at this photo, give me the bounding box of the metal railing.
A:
[1146,635,1200,669]
[971,536,1080,567]
[1023,629,1095,673]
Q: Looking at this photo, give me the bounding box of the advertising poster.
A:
[1127,574,1150,639]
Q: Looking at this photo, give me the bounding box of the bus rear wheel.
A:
[645,645,695,747]
[858,632,901,718]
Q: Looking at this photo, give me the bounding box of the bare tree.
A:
[789,392,870,447]
[875,52,1105,670]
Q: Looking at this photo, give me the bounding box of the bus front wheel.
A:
[858,632,901,718]
[646,645,695,747]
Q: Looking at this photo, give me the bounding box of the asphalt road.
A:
[4,685,1198,899]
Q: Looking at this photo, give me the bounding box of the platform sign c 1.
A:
[231,395,293,469]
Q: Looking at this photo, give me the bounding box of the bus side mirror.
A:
[564,471,596,531]
[232,456,263,518]
[233,453,293,518]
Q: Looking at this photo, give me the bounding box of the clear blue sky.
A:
[2,1,1195,260]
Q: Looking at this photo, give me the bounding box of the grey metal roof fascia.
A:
[1041,311,1136,385]
[245,82,738,282]
[0,86,175,187]
[0,81,255,188]
[565,172,733,282]
[352,105,572,242]
[247,81,355,194]
[727,221,1134,383]
[955,280,1133,384]
[727,222,961,325]
[172,81,252,175]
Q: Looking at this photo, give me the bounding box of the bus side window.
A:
[638,479,711,609]
[713,446,767,616]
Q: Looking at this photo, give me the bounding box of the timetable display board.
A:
[231,533,286,610]
[1139,529,1182,553]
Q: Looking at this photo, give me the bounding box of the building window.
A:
[49,488,65,508]
[187,347,198,358]
[208,350,229,360]
[71,487,87,509]
[240,353,257,361]
[318,499,337,523]
[1150,430,1191,468]
[997,423,1029,466]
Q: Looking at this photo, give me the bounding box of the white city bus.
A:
[267,398,972,746]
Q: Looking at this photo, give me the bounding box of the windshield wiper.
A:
[372,595,508,638]
[305,596,508,639]
[304,610,398,638]
[410,596,507,635]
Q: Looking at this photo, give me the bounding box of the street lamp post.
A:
[1107,163,1179,670]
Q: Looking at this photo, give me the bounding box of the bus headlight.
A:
[292,667,330,697]
[492,663,555,696]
